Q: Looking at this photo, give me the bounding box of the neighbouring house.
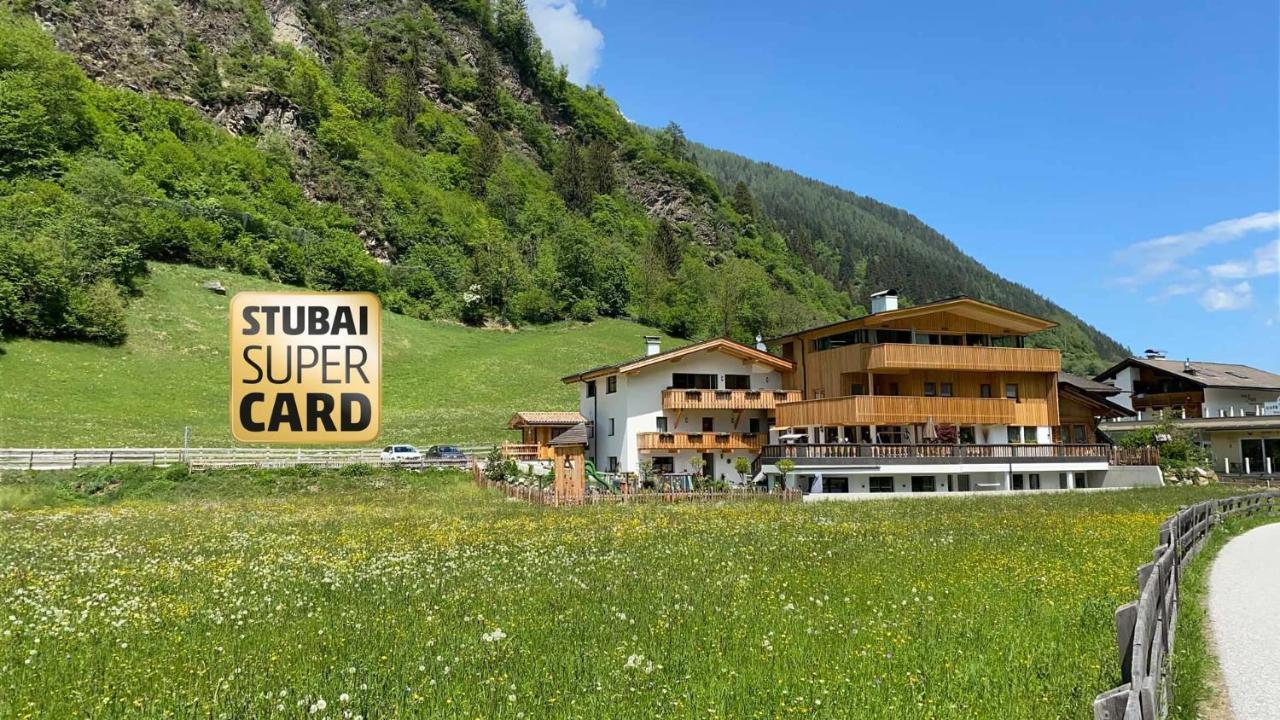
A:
[504,411,587,460]
[560,335,798,481]
[546,292,1162,499]
[1095,355,1280,474]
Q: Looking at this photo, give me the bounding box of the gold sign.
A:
[229,292,381,444]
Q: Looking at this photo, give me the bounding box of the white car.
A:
[380,445,423,464]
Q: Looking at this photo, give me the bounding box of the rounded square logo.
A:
[229,292,381,444]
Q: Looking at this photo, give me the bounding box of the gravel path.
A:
[1208,522,1280,720]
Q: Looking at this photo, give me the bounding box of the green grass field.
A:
[0,263,671,447]
[0,468,1247,719]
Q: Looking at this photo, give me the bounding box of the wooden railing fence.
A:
[1093,491,1280,720]
[0,446,495,472]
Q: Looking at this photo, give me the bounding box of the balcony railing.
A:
[637,432,766,452]
[761,443,1111,461]
[661,388,803,410]
[775,395,1053,427]
[866,344,1061,373]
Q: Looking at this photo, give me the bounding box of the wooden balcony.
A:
[661,388,803,410]
[761,443,1111,463]
[637,432,766,452]
[866,344,1061,373]
[500,442,555,461]
[776,395,1054,427]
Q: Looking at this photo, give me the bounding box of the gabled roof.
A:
[561,337,794,384]
[768,296,1057,343]
[1058,372,1121,396]
[549,423,589,447]
[508,411,587,429]
[1095,357,1280,391]
[1057,379,1131,419]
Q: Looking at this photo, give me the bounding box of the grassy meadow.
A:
[0,468,1248,719]
[0,263,670,448]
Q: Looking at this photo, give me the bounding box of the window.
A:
[980,384,992,398]
[724,374,751,390]
[586,380,596,398]
[941,382,954,397]
[824,477,850,493]
[607,456,618,473]
[781,342,795,361]
[656,416,668,432]
[924,382,937,397]
[911,476,936,493]
[956,474,972,492]
[1007,426,1024,444]
[652,456,674,474]
[877,426,907,444]
[606,376,617,394]
[965,334,990,347]
[887,382,900,396]
[1028,473,1042,490]
[1011,474,1024,490]
[1005,383,1019,400]
[959,426,977,444]
[1072,425,1087,444]
[876,329,913,344]
[749,418,762,434]
[702,417,714,432]
[870,477,894,493]
[672,373,716,389]
[608,418,615,436]
[850,383,865,396]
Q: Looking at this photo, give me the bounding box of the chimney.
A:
[870,289,899,314]
[755,334,766,352]
[643,336,661,357]
[1184,358,1194,374]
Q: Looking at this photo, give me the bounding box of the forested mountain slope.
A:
[693,145,1130,374]
[0,0,1124,375]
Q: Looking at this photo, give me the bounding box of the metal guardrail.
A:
[1093,491,1279,719]
[0,446,495,472]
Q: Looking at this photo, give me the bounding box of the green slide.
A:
[584,461,617,494]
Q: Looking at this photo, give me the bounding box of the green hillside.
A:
[0,263,669,447]
[692,144,1132,374]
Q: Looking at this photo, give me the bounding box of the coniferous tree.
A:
[652,218,684,275]
[730,181,756,219]
[585,138,616,196]
[476,47,501,122]
[361,39,385,96]
[553,139,590,212]
[393,60,421,146]
[469,121,502,194]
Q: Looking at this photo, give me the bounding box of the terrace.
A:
[661,388,803,410]
[775,395,1052,427]
[760,442,1115,465]
[637,431,766,452]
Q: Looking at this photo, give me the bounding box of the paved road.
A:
[1208,522,1280,720]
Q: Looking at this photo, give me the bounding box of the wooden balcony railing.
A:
[637,432,766,452]
[760,443,1112,461]
[661,388,803,410]
[500,442,554,461]
[776,395,1054,427]
[866,344,1061,373]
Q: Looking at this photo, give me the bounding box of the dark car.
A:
[425,445,468,461]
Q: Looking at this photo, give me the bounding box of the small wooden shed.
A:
[506,411,587,460]
[549,423,589,501]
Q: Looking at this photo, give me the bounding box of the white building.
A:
[561,336,797,482]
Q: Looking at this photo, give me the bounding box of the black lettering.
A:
[266,346,292,384]
[270,393,302,431]
[345,346,370,383]
[306,393,337,432]
[358,306,367,335]
[241,306,260,335]
[332,306,356,335]
[340,393,371,431]
[262,306,279,334]
[309,306,329,335]
[296,346,319,379]
[242,346,264,383]
[239,393,265,432]
[283,306,305,335]
[321,345,342,383]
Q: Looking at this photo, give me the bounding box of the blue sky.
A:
[526,1,1280,371]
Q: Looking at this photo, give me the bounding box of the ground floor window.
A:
[1011,474,1024,490]
[1028,473,1041,490]
[651,456,674,474]
[607,456,618,473]
[869,476,894,493]
[911,476,936,493]
[956,474,971,491]
[823,477,850,493]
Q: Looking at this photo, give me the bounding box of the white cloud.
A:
[526,0,604,85]
[1114,210,1280,286]
[1208,239,1280,279]
[1199,281,1254,312]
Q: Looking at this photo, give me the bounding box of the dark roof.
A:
[1096,357,1280,391]
[561,337,793,383]
[549,423,589,447]
[1058,372,1121,396]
